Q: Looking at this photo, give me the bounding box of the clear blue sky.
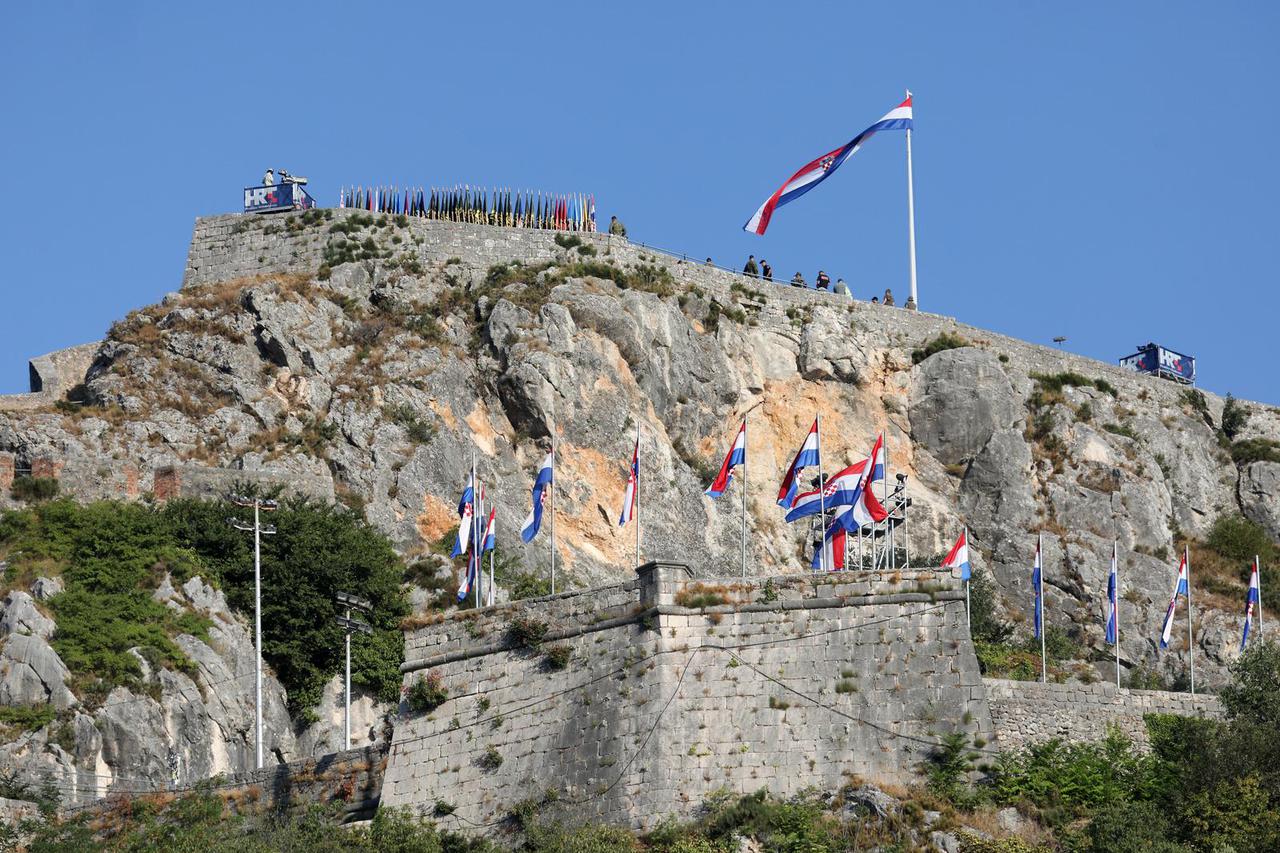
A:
[3,2,1277,402]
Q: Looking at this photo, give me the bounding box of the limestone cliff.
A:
[0,211,1276,798]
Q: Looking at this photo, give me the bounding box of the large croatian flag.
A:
[706,422,746,499]
[521,449,554,542]
[744,95,913,236]
[1241,559,1260,651]
[942,529,971,581]
[785,459,868,522]
[450,473,476,558]
[1159,554,1190,649]
[777,419,821,507]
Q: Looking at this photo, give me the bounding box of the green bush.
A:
[1220,393,1249,440]
[506,613,549,647]
[1231,437,1280,465]
[0,704,55,735]
[911,332,968,364]
[406,671,449,713]
[10,476,59,502]
[542,644,572,670]
[1206,514,1277,568]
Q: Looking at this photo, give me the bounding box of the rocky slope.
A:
[0,211,1276,798]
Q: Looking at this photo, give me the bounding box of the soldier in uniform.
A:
[791,272,807,288]
[743,255,759,278]
[609,215,627,237]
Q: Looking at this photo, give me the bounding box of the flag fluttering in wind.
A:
[481,508,496,553]
[811,521,847,572]
[1105,543,1119,645]
[786,459,868,522]
[743,95,914,236]
[1242,558,1261,651]
[777,419,820,508]
[451,473,476,558]
[705,422,746,499]
[831,434,888,532]
[618,436,639,526]
[520,450,554,542]
[942,529,971,581]
[1159,554,1190,649]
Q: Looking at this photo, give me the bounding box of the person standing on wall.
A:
[760,259,773,282]
[743,255,759,278]
[816,270,831,291]
[609,215,627,237]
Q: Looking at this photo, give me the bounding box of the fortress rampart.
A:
[383,564,991,830]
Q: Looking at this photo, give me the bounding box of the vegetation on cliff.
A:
[0,496,408,717]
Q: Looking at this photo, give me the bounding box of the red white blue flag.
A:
[744,95,913,236]
[618,437,639,526]
[1241,558,1260,651]
[831,434,889,531]
[1159,554,1190,649]
[1032,539,1044,640]
[1105,543,1119,645]
[777,419,820,507]
[942,528,971,581]
[706,422,747,499]
[520,449,554,542]
[451,473,476,558]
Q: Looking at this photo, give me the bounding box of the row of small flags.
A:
[338,185,596,231]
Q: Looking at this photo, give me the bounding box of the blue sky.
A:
[2,2,1277,402]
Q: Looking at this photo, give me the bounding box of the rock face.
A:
[0,575,383,805]
[0,213,1277,795]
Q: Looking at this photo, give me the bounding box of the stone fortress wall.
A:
[383,564,992,831]
[983,677,1222,752]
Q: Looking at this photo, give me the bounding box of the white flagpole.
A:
[488,517,495,607]
[1186,544,1195,696]
[634,422,641,572]
[964,526,971,632]
[1039,532,1047,685]
[816,415,827,574]
[550,411,557,596]
[881,434,890,570]
[472,451,479,609]
[905,89,918,309]
[1114,540,1121,689]
[1257,555,1265,641]
[740,416,748,580]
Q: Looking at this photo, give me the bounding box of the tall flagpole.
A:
[816,414,827,574]
[964,526,971,632]
[550,411,557,596]
[1258,555,1265,641]
[905,89,918,309]
[488,517,495,606]
[881,434,890,570]
[634,422,641,572]
[473,453,481,610]
[1039,532,1047,685]
[741,415,748,580]
[1114,540,1121,690]
[1186,544,1195,696]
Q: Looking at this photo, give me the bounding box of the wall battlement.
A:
[384,564,989,831]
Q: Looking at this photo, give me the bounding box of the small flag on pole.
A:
[942,529,971,580]
[450,473,476,558]
[1242,558,1260,651]
[777,419,820,507]
[705,422,746,498]
[521,449,554,542]
[1105,544,1119,645]
[1159,553,1190,649]
[618,436,638,526]
[1032,540,1044,640]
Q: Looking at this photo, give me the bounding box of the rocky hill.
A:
[1,209,1277,801]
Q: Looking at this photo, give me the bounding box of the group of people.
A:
[741,255,904,306]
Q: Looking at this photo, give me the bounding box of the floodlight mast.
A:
[335,591,373,750]
[228,494,277,770]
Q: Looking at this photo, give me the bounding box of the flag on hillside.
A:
[1159,554,1190,649]
[450,473,476,557]
[521,449,554,542]
[942,529,971,580]
[618,436,638,526]
[705,422,746,498]
[1105,543,1119,645]
[830,434,889,531]
[1241,558,1260,651]
[457,555,476,601]
[785,459,868,522]
[744,94,914,235]
[481,508,496,553]
[1032,540,1044,640]
[811,519,847,572]
[777,419,820,507]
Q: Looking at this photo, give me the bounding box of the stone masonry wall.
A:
[984,677,1222,752]
[383,565,990,832]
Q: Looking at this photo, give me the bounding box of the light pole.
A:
[229,494,278,770]
[334,592,373,751]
